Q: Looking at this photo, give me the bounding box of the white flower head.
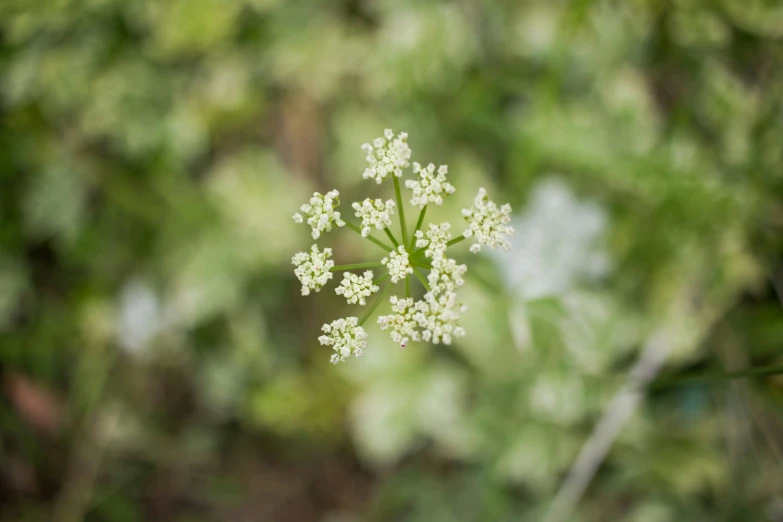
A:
[381,245,414,283]
[352,198,396,237]
[292,245,334,296]
[405,162,455,208]
[296,190,346,239]
[462,188,514,253]
[335,270,380,306]
[428,257,467,296]
[378,291,466,348]
[318,317,368,364]
[414,222,451,259]
[361,129,412,184]
[377,296,420,348]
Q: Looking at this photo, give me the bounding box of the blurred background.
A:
[2,0,783,521]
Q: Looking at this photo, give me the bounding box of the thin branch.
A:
[344,221,394,252]
[332,262,384,271]
[393,176,409,246]
[409,205,427,250]
[543,332,669,522]
[359,284,391,326]
[412,267,430,292]
[384,227,400,248]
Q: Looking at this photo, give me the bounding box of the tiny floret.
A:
[382,245,414,283]
[318,317,368,364]
[335,271,380,306]
[352,198,395,237]
[292,245,334,296]
[462,188,514,253]
[414,222,452,259]
[405,162,455,208]
[361,129,412,183]
[296,190,346,239]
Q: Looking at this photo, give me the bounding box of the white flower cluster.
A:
[382,245,414,283]
[378,291,466,348]
[318,317,368,364]
[414,222,452,259]
[352,198,395,237]
[290,128,514,363]
[428,257,467,295]
[405,162,455,208]
[293,190,345,239]
[361,129,412,183]
[462,188,515,253]
[292,245,334,296]
[335,271,379,306]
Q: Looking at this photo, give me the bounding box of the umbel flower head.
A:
[352,198,395,237]
[292,245,333,296]
[290,128,514,363]
[406,162,455,208]
[293,190,346,239]
[462,187,515,253]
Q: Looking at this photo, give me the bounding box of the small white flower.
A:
[405,162,455,208]
[378,291,467,347]
[361,129,412,183]
[297,190,346,239]
[352,198,396,237]
[381,245,414,283]
[462,188,514,253]
[414,291,467,345]
[291,245,334,296]
[377,296,420,348]
[414,222,451,259]
[335,270,380,306]
[318,317,368,364]
[428,257,467,296]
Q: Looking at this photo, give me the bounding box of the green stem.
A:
[384,227,400,249]
[650,364,783,390]
[405,277,410,298]
[332,262,384,271]
[393,176,409,246]
[345,221,394,252]
[412,267,430,292]
[411,260,433,269]
[358,284,391,326]
[374,272,390,285]
[446,234,466,247]
[409,205,427,250]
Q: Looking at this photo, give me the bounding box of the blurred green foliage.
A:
[1,0,783,521]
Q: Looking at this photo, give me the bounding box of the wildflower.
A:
[405,162,455,208]
[414,291,467,345]
[318,317,368,364]
[382,245,414,283]
[295,190,346,239]
[335,271,379,306]
[292,245,334,296]
[352,198,395,237]
[361,129,412,183]
[462,188,515,253]
[414,222,452,259]
[377,291,467,347]
[377,296,420,348]
[428,257,467,296]
[290,129,513,362]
